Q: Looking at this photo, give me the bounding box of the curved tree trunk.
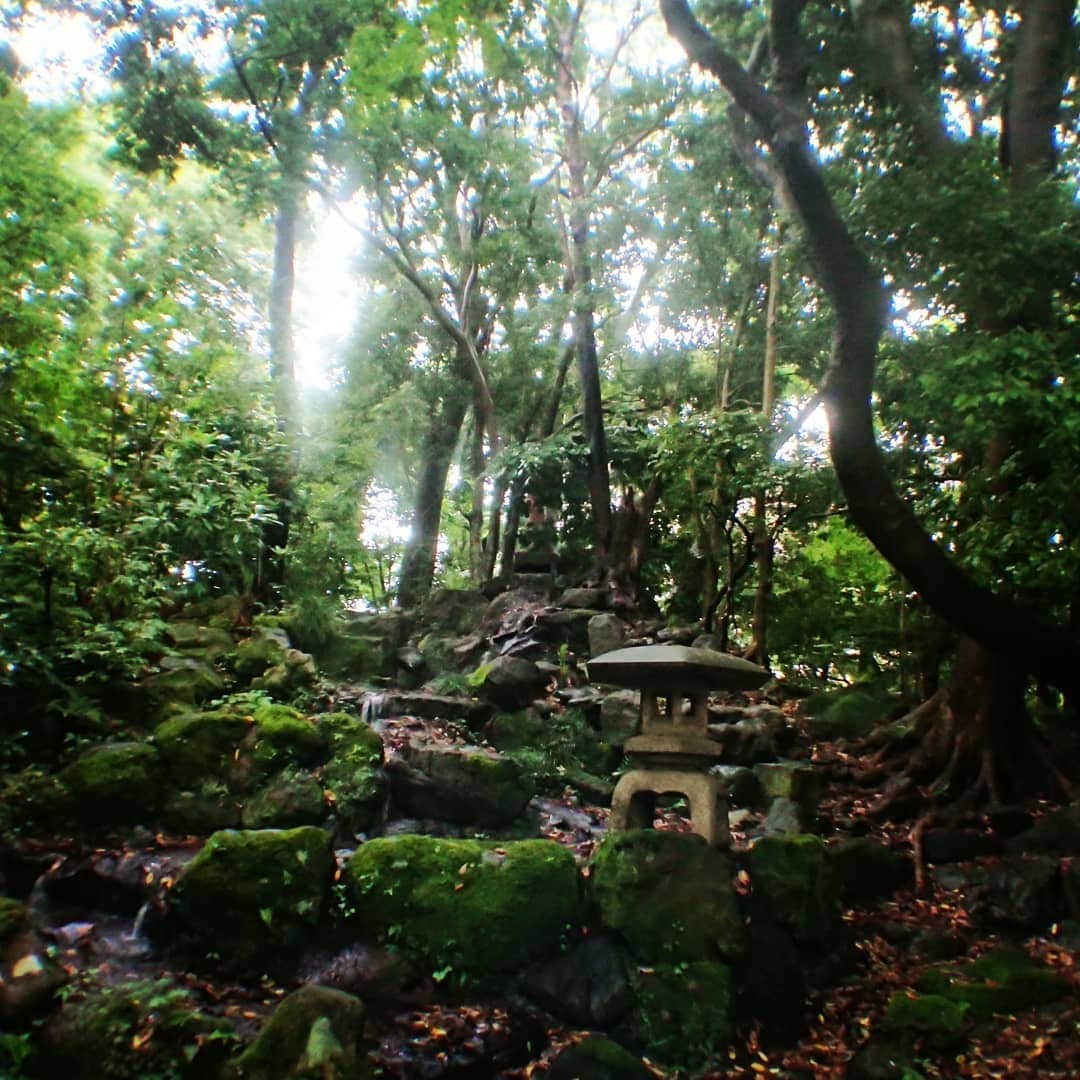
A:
[661,0,1080,704]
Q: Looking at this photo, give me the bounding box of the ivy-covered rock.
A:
[242,771,327,829]
[632,961,733,1071]
[228,984,371,1080]
[829,837,913,905]
[251,649,317,696]
[345,836,582,979]
[142,658,227,714]
[916,948,1070,1019]
[545,1035,652,1080]
[170,826,334,971]
[318,713,385,836]
[59,742,162,825]
[154,707,253,788]
[590,830,744,962]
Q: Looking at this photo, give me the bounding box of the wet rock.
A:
[1,925,68,1023]
[169,826,334,972]
[523,934,634,1027]
[387,738,532,827]
[370,691,492,728]
[226,984,371,1080]
[300,943,416,1000]
[590,830,744,962]
[587,613,624,658]
[345,836,582,978]
[394,645,428,689]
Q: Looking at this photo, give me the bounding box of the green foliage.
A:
[55,971,236,1079]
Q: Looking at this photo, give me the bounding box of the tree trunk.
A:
[397,391,468,609]
[258,184,301,607]
[749,232,781,666]
[557,8,613,566]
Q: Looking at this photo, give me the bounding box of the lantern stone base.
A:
[610,767,730,848]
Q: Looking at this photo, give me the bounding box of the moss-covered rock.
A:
[747,834,838,944]
[546,1036,652,1080]
[318,713,385,835]
[882,991,970,1050]
[916,948,1070,1019]
[0,896,27,941]
[59,742,162,825]
[233,629,290,683]
[590,830,744,962]
[160,783,243,835]
[170,826,334,970]
[829,837,913,906]
[228,984,372,1080]
[249,705,328,772]
[345,836,582,979]
[155,707,253,788]
[0,767,73,839]
[803,688,890,740]
[142,659,227,714]
[242,772,327,829]
[42,973,233,1080]
[633,961,733,1070]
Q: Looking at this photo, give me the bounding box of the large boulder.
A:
[632,961,733,1071]
[590,830,744,962]
[587,614,624,658]
[523,934,633,1027]
[227,984,372,1080]
[599,689,640,748]
[472,656,549,710]
[154,707,252,788]
[242,773,327,829]
[345,836,583,979]
[59,742,162,826]
[386,739,532,827]
[420,588,489,636]
[747,834,838,945]
[829,837,913,905]
[169,826,334,971]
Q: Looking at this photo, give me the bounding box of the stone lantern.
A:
[588,644,769,847]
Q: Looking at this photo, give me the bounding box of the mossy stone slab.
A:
[345,836,582,978]
[590,830,744,962]
[747,834,838,944]
[170,826,334,970]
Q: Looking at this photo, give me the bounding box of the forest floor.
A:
[18,693,1080,1079]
